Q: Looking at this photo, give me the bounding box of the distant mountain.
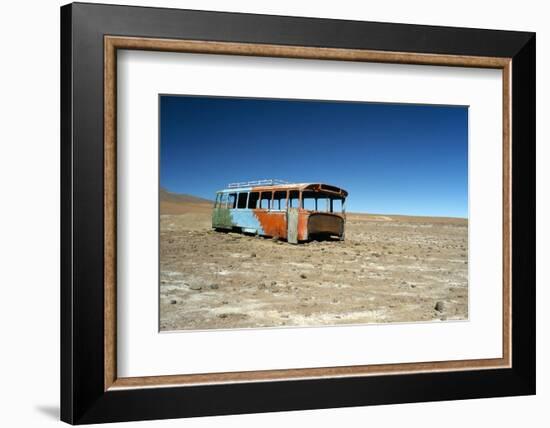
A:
[160,188,213,204]
[160,188,213,214]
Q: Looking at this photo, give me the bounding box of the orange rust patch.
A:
[297,211,309,240]
[253,209,311,241]
[254,210,288,239]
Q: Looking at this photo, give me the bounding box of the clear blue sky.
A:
[160,95,468,218]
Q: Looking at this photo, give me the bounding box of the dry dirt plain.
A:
[159,195,468,331]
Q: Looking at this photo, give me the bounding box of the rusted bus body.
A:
[212,182,348,243]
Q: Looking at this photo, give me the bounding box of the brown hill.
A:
[160,188,213,215]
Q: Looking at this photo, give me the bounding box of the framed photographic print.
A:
[60,2,536,424]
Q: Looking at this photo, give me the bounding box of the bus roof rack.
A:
[227,179,290,188]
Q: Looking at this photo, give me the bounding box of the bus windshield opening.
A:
[301,191,345,213]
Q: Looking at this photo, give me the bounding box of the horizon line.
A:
[161,187,468,220]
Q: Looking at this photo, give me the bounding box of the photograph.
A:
[159,95,469,331]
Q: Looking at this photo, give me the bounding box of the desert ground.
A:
[159,190,468,331]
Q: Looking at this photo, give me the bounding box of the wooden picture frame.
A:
[61,2,535,424]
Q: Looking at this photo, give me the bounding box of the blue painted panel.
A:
[230,209,264,234]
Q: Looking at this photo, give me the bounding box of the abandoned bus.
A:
[212,179,348,243]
